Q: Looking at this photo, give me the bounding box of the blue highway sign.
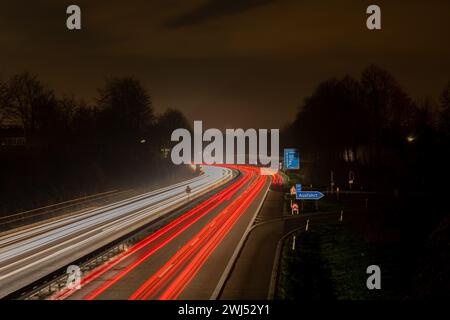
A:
[284,148,300,170]
[296,191,325,200]
[295,184,302,198]
[284,149,300,170]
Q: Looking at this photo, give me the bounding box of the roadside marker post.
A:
[186,185,192,201]
[292,235,296,251]
[339,210,343,222]
[305,219,309,231]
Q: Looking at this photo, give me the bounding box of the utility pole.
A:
[330,170,335,194]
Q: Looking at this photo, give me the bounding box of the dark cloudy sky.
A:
[1,0,449,129]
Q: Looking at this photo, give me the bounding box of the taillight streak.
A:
[129,174,267,300]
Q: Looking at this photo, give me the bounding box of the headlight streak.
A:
[128,168,267,300]
[78,166,252,300]
[0,166,232,298]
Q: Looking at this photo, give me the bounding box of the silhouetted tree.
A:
[6,72,60,143]
[293,76,367,158]
[154,108,191,149]
[97,77,155,146]
[0,72,193,214]
[361,65,414,150]
[70,102,98,145]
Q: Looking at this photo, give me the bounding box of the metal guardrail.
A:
[13,170,240,300]
[22,240,133,300]
[0,190,135,233]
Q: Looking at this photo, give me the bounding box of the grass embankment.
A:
[276,224,407,300]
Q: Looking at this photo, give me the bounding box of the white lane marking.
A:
[0,167,233,281]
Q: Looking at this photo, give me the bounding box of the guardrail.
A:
[0,190,133,232]
[11,169,239,300]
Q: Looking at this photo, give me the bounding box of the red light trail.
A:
[52,165,273,300]
[129,169,267,300]
[78,166,255,300]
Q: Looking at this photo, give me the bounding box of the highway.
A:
[50,166,275,300]
[0,165,234,298]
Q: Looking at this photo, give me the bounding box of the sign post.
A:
[295,183,324,212]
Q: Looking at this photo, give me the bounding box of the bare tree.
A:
[7,72,56,140]
[97,77,155,145]
[154,108,191,148]
[0,80,12,127]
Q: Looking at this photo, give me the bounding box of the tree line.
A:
[282,65,450,193]
[282,66,450,297]
[0,73,191,214]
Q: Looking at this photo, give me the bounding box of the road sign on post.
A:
[296,191,324,200]
[295,184,302,198]
[291,202,299,215]
[290,185,296,196]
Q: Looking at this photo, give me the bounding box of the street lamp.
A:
[406,135,416,143]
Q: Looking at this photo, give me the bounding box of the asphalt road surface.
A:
[220,197,342,300]
[57,166,275,300]
[0,165,233,298]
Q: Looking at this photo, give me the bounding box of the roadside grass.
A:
[276,223,407,300]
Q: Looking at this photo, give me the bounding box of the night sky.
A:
[1,0,449,129]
